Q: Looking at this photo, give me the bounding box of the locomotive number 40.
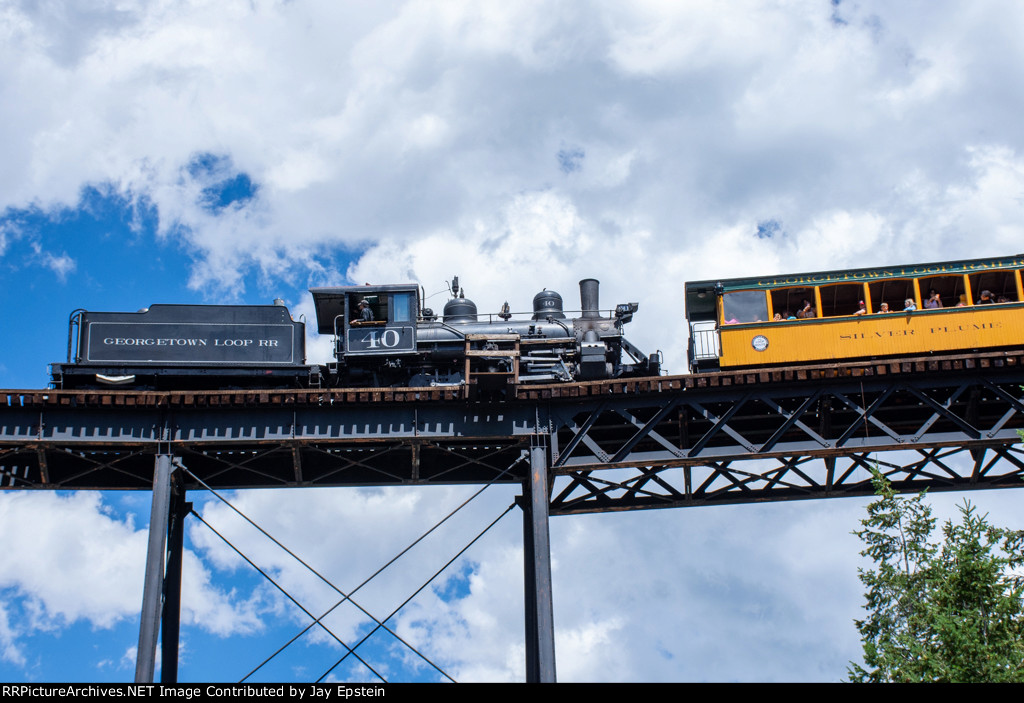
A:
[361,329,402,348]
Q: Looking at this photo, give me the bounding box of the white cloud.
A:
[0,491,268,664]
[0,604,26,667]
[119,646,137,673]
[604,0,801,77]
[3,0,1024,299]
[0,492,146,628]
[28,240,77,281]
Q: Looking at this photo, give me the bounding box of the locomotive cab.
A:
[310,284,422,383]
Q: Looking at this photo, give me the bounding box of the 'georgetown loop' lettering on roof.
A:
[752,256,1024,289]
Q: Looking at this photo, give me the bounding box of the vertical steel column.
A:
[135,454,173,683]
[522,495,538,682]
[161,474,189,684]
[522,439,556,683]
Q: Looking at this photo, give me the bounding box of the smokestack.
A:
[579,278,600,319]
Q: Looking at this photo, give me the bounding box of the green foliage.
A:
[849,470,1024,682]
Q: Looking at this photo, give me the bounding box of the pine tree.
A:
[848,470,1024,682]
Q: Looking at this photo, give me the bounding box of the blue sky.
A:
[2,0,1024,683]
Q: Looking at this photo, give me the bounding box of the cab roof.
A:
[309,284,419,334]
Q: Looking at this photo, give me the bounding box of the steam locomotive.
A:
[50,277,660,391]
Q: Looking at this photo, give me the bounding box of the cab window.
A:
[347,294,386,324]
[392,292,413,322]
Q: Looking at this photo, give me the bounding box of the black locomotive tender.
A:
[52,278,660,391]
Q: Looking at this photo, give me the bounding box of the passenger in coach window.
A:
[854,300,867,315]
[957,294,968,307]
[795,299,815,319]
[924,289,942,309]
[904,298,916,311]
[877,302,891,314]
[977,290,996,304]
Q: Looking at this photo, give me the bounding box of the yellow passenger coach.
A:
[685,254,1024,371]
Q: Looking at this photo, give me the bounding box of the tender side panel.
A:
[85,321,298,364]
[77,304,305,367]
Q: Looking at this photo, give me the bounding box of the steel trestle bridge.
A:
[3,349,1024,682]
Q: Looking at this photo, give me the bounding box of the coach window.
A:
[769,287,816,319]
[918,275,965,309]
[969,270,1019,303]
[721,290,768,324]
[819,283,866,317]
[868,279,916,312]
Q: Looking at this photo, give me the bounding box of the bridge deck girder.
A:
[2,352,1023,512]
